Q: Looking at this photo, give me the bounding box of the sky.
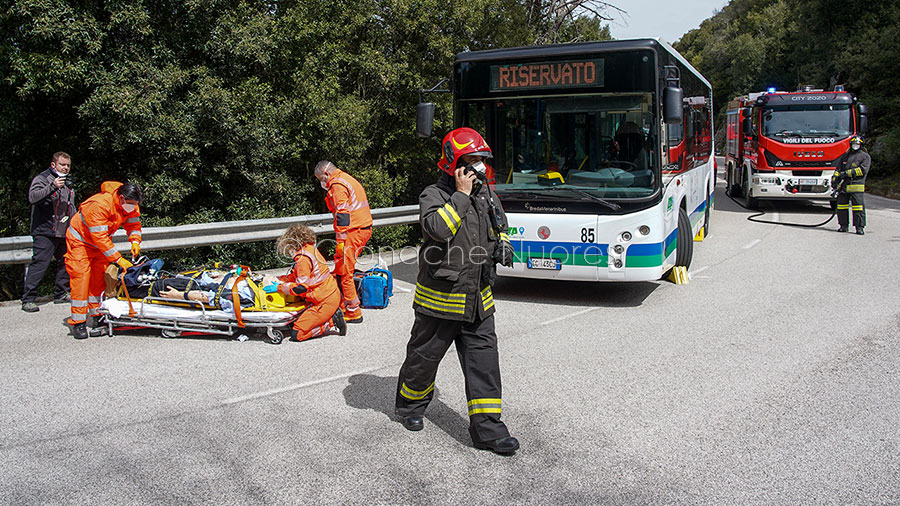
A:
[607,0,729,44]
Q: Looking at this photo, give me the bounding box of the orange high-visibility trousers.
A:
[292,285,341,341]
[64,239,109,325]
[334,227,371,314]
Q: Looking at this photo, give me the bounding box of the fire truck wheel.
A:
[675,207,693,268]
[744,169,758,209]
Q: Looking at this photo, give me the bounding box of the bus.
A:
[420,39,714,282]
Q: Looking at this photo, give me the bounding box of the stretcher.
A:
[98,265,308,344]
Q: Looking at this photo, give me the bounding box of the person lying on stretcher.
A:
[152,270,254,313]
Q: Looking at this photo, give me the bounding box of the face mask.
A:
[320,180,328,190]
[122,203,137,213]
[469,161,487,176]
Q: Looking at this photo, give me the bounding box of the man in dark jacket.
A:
[21,152,77,312]
[832,135,871,235]
[395,127,518,455]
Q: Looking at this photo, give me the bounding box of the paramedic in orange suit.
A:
[65,181,143,340]
[267,224,346,341]
[314,160,372,323]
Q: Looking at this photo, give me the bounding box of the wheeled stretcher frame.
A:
[100,296,303,344]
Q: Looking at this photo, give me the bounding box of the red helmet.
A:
[437,127,492,175]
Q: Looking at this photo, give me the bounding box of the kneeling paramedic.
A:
[314,160,372,323]
[395,127,518,455]
[832,135,871,235]
[65,181,142,339]
[265,224,346,341]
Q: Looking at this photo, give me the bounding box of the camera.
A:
[62,174,75,189]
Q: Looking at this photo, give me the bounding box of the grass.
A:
[867,173,900,200]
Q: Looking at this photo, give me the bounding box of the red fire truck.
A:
[724,86,868,208]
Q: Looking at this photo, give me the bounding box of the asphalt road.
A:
[2,168,899,504]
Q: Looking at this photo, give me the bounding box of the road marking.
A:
[539,307,598,326]
[221,364,388,405]
[692,266,709,274]
[743,239,761,249]
[772,211,780,222]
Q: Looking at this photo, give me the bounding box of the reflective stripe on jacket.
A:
[834,149,871,193]
[414,174,508,322]
[325,169,373,240]
[279,243,339,304]
[66,181,141,262]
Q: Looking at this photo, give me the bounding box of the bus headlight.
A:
[638,225,650,236]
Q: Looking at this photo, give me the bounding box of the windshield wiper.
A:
[545,187,621,210]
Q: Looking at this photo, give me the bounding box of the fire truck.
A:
[724,86,868,208]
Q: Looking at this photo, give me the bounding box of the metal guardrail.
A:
[0,205,420,265]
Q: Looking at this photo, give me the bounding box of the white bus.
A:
[445,38,714,282]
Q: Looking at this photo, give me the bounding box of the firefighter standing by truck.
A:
[314,161,372,323]
[65,181,143,339]
[832,135,871,235]
[394,127,518,455]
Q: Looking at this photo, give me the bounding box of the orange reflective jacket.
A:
[278,244,338,304]
[66,181,142,262]
[324,169,372,240]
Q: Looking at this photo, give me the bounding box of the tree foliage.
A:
[0,0,615,299]
[675,0,900,174]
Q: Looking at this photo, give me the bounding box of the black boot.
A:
[399,415,424,431]
[474,436,520,455]
[837,226,848,233]
[856,227,865,235]
[72,323,88,340]
[332,309,347,336]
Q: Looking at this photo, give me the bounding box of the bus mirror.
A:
[742,117,752,134]
[663,87,683,124]
[416,102,436,138]
[859,115,869,135]
[858,103,868,116]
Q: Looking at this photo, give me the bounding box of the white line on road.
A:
[221,364,389,405]
[743,239,762,249]
[539,307,598,326]
[692,266,709,274]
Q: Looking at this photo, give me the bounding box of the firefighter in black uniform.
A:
[395,127,518,455]
[832,135,871,235]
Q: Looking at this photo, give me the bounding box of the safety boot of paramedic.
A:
[72,323,88,340]
[332,309,347,336]
[344,306,363,324]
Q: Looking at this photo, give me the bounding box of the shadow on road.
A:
[493,278,658,308]
[342,374,471,447]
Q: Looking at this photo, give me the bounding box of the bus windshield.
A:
[459,92,658,200]
[761,104,852,138]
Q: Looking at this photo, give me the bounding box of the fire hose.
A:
[726,185,838,228]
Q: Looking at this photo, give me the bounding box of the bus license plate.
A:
[527,258,561,270]
[799,178,818,185]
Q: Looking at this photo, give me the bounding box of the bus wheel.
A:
[675,207,693,268]
[704,192,711,237]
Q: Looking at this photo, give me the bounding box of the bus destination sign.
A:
[490,59,604,91]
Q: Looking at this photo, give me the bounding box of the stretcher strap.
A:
[231,265,251,328]
[118,267,136,317]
